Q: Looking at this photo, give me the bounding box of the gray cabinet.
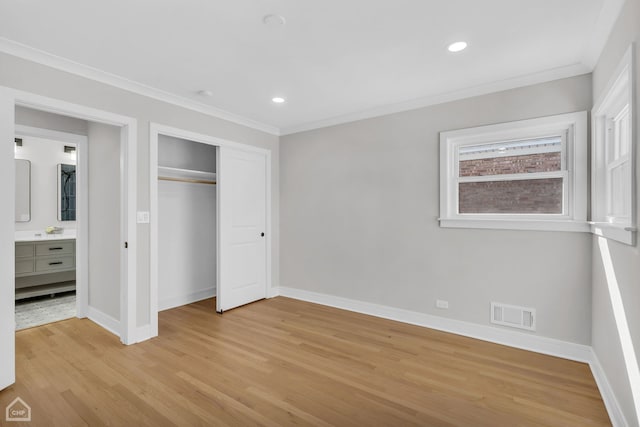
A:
[15,239,76,299]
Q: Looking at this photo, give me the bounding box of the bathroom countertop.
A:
[15,230,77,242]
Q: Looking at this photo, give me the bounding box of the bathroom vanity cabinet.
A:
[15,239,76,299]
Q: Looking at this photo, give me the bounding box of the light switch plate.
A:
[137,211,150,224]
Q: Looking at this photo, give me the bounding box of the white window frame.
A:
[591,44,637,245]
[439,111,588,232]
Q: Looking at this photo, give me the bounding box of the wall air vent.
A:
[491,302,536,331]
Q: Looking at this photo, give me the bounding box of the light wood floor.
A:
[1,297,610,426]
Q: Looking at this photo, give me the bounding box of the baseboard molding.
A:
[589,350,629,427]
[277,287,592,362]
[87,306,120,338]
[134,324,155,344]
[158,287,216,312]
[267,286,281,298]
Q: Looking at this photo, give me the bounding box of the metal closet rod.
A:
[158,176,216,185]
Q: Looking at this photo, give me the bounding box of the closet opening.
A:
[150,124,271,338]
[157,135,218,312]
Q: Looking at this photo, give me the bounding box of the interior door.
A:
[0,94,16,390]
[217,147,267,312]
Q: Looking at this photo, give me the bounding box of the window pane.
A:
[459,136,561,177]
[459,178,563,214]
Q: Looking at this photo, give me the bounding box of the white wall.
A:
[87,122,121,321]
[158,135,216,310]
[14,136,76,232]
[0,52,280,329]
[591,0,640,424]
[281,74,593,345]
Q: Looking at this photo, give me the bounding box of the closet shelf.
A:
[158,166,216,185]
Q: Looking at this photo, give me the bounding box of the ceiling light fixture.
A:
[263,14,286,26]
[448,41,468,53]
[272,97,286,104]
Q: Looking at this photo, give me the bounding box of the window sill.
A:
[589,222,637,246]
[439,218,591,233]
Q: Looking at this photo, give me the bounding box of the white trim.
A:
[275,286,628,425]
[439,111,588,230]
[134,324,154,344]
[439,219,590,233]
[267,287,281,298]
[581,0,627,69]
[590,349,630,427]
[1,87,138,346]
[13,125,89,318]
[281,64,590,135]
[149,123,272,340]
[86,306,120,338]
[591,222,636,245]
[0,38,279,136]
[591,45,636,246]
[277,287,593,362]
[158,287,216,312]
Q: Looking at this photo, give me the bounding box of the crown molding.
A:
[281,63,591,135]
[0,38,280,136]
[581,0,627,69]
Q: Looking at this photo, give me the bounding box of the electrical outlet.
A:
[436,299,449,309]
[136,211,150,224]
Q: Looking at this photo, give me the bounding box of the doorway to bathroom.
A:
[13,121,86,331]
[0,88,138,392]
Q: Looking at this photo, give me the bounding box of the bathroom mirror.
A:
[15,159,31,222]
[57,163,76,221]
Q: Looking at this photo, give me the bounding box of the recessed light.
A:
[448,41,468,53]
[263,14,286,26]
[272,97,286,104]
[198,90,214,97]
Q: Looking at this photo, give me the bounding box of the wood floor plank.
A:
[0,297,611,426]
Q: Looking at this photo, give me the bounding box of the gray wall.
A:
[591,0,640,424]
[88,122,121,320]
[281,74,593,345]
[0,52,279,328]
[15,106,88,135]
[158,135,216,173]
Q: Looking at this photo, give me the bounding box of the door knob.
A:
[261,232,265,237]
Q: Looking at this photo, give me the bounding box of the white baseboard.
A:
[134,324,155,344]
[589,350,629,427]
[267,286,281,298]
[277,287,592,362]
[158,287,215,312]
[87,306,120,338]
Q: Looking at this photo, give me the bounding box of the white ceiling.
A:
[0,0,622,134]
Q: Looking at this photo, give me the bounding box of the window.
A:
[439,112,588,231]
[592,46,636,245]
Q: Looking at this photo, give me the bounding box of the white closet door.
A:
[0,96,15,390]
[217,147,267,312]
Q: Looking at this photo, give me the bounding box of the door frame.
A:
[14,125,89,319]
[0,86,138,346]
[149,123,272,337]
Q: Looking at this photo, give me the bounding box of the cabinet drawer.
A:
[35,256,75,273]
[35,241,74,257]
[15,244,34,258]
[15,259,34,275]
